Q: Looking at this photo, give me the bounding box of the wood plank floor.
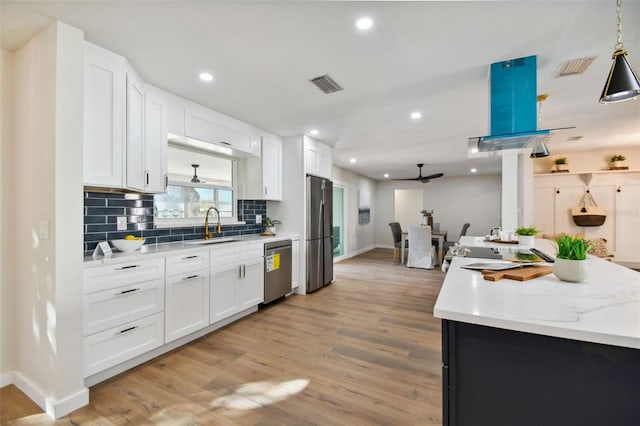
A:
[1,248,445,425]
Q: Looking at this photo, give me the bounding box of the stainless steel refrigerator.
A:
[306,175,333,293]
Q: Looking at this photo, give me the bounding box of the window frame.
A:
[154,158,242,228]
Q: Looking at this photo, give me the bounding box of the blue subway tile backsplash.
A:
[83,191,267,253]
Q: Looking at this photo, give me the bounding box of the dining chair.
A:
[407,225,435,269]
[444,222,471,253]
[388,222,408,261]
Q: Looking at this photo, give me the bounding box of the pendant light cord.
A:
[615,0,623,50]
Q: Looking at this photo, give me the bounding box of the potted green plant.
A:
[514,225,540,245]
[610,154,626,169]
[263,217,282,235]
[553,157,568,172]
[553,235,592,283]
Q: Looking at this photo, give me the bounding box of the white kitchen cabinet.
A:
[291,238,300,291]
[305,137,332,179]
[144,86,168,193]
[615,184,640,263]
[125,63,146,191]
[83,42,125,188]
[185,103,255,155]
[83,257,166,377]
[84,312,165,377]
[164,251,210,343]
[238,131,282,200]
[165,270,210,343]
[210,243,264,323]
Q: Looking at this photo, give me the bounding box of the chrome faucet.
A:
[204,206,221,240]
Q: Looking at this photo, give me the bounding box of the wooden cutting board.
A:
[481,266,553,281]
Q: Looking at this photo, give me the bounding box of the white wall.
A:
[332,166,376,257]
[0,49,16,385]
[13,21,87,418]
[375,174,501,247]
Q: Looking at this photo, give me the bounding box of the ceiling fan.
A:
[394,164,444,183]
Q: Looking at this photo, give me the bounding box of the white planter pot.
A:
[265,226,276,234]
[517,235,534,245]
[553,258,588,283]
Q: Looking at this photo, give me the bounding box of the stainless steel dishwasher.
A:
[264,239,292,304]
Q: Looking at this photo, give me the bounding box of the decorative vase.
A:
[265,226,276,235]
[553,258,588,283]
[517,235,534,245]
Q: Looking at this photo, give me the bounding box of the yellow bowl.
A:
[111,239,145,252]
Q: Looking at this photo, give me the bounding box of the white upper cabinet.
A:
[125,63,146,191]
[144,85,168,193]
[83,42,125,187]
[304,137,332,179]
[238,130,282,201]
[185,103,256,156]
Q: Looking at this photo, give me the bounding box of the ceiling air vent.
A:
[310,74,344,94]
[554,57,596,77]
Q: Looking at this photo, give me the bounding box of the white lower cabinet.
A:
[210,243,264,323]
[84,313,164,377]
[165,250,210,343]
[83,240,272,381]
[83,258,166,378]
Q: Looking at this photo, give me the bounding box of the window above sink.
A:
[154,144,239,228]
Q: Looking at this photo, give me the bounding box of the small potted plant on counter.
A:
[552,157,568,173]
[553,234,592,283]
[514,225,540,245]
[609,154,627,170]
[262,217,282,236]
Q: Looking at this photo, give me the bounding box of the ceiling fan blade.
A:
[421,173,444,180]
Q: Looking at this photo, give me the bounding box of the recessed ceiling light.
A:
[199,72,213,82]
[384,173,389,178]
[356,17,373,31]
[470,147,479,154]
[309,129,319,136]
[470,168,478,173]
[349,158,357,164]
[410,111,422,120]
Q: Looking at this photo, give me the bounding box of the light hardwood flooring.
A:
[1,248,445,425]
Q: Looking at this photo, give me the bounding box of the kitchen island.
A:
[434,238,640,426]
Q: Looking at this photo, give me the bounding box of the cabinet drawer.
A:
[83,278,165,336]
[84,312,164,377]
[210,246,241,266]
[241,243,263,261]
[84,258,165,294]
[166,250,210,276]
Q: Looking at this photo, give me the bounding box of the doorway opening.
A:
[333,185,345,258]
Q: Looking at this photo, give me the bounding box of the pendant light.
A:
[190,164,201,183]
[530,94,550,158]
[599,0,640,103]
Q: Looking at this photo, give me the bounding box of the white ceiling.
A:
[2,1,639,180]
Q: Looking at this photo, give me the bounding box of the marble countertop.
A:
[84,233,299,268]
[434,237,640,349]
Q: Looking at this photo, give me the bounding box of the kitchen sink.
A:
[184,237,237,245]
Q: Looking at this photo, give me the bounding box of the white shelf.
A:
[535,169,640,177]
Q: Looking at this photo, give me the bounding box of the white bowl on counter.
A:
[111,239,145,252]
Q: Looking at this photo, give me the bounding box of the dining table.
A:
[401,229,448,266]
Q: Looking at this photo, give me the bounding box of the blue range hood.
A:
[469,55,560,152]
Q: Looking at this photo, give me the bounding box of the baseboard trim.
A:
[13,371,89,419]
[0,370,14,387]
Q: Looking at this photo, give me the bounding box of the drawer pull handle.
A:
[115,264,141,270]
[115,325,138,335]
[182,274,199,281]
[115,288,140,295]
[182,255,199,260]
